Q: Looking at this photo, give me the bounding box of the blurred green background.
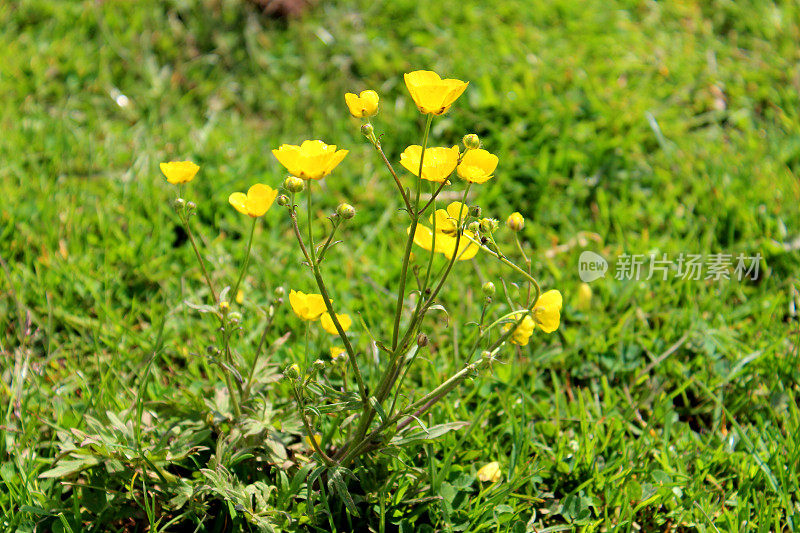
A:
[1,0,799,530]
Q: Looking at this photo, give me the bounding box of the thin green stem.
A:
[316,218,341,263]
[231,217,257,301]
[241,308,276,402]
[307,186,316,264]
[292,384,333,465]
[374,141,413,214]
[391,114,433,351]
[182,216,218,304]
[288,199,368,403]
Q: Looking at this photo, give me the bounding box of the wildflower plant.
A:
[161,69,562,517]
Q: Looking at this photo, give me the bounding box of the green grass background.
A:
[1,0,799,530]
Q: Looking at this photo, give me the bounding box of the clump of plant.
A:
[161,69,562,519]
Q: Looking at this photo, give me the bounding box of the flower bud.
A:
[228,311,242,325]
[507,212,524,232]
[276,194,290,206]
[470,205,482,218]
[482,281,496,297]
[468,221,480,233]
[577,282,593,311]
[313,359,326,371]
[219,301,230,314]
[480,218,498,234]
[284,176,305,193]
[417,333,428,347]
[337,203,356,220]
[186,201,197,214]
[173,198,186,212]
[285,364,301,380]
[274,286,286,298]
[462,133,480,150]
[361,123,374,137]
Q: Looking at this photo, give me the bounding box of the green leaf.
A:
[391,421,468,446]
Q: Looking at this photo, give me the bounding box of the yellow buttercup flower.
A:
[457,149,498,184]
[330,346,347,361]
[409,202,479,261]
[477,461,502,483]
[533,290,562,333]
[399,145,459,183]
[503,290,563,345]
[344,90,379,118]
[289,290,328,321]
[228,184,278,217]
[320,312,352,335]
[404,70,469,115]
[272,140,348,180]
[160,161,199,184]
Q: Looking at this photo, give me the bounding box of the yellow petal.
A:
[228,192,248,215]
[344,92,363,117]
[477,461,502,483]
[359,90,379,115]
[457,149,499,184]
[323,149,348,176]
[446,202,469,224]
[272,146,302,177]
[534,290,562,333]
[160,161,200,184]
[409,223,435,253]
[321,312,352,335]
[245,184,277,217]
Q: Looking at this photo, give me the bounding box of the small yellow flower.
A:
[320,312,352,335]
[507,212,524,232]
[399,145,460,183]
[272,140,348,180]
[228,184,278,217]
[533,290,562,333]
[236,290,244,304]
[344,90,379,118]
[409,202,479,261]
[404,70,469,115]
[160,161,199,184]
[477,461,502,483]
[330,346,347,361]
[457,149,498,184]
[305,434,322,449]
[576,283,592,311]
[289,290,328,321]
[503,290,563,345]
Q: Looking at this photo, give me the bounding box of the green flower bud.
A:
[284,176,305,193]
[276,194,290,206]
[480,218,499,234]
[462,133,480,150]
[313,359,326,371]
[468,221,480,233]
[186,201,197,214]
[361,123,374,137]
[173,198,186,212]
[285,363,301,380]
[482,281,496,297]
[417,333,428,347]
[337,203,356,220]
[470,205,482,218]
[274,286,285,298]
[228,311,242,325]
